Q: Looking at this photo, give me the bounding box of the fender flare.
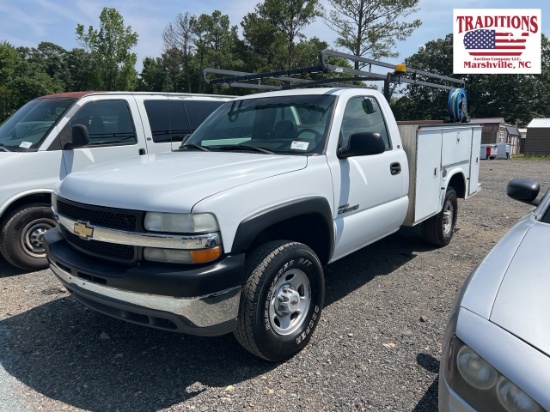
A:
[231,197,334,260]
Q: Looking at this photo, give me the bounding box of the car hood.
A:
[56,151,308,212]
[489,219,550,357]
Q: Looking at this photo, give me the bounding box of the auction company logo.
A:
[453,9,541,74]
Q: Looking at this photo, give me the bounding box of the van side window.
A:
[185,101,226,130]
[145,100,226,143]
[71,100,136,146]
[145,100,190,143]
[340,96,391,150]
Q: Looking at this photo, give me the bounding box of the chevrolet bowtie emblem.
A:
[74,221,94,240]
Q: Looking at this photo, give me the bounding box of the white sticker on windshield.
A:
[19,141,32,149]
[290,141,309,151]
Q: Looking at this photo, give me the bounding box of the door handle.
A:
[390,162,401,175]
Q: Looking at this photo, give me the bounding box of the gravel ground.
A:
[1,159,549,412]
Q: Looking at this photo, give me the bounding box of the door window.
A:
[71,100,136,146]
[340,96,391,151]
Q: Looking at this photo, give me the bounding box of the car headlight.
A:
[144,212,218,233]
[444,336,543,412]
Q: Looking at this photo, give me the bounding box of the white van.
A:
[0,91,232,271]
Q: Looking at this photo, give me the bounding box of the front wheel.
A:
[421,188,457,247]
[235,241,325,361]
[0,203,55,271]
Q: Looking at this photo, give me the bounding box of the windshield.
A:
[184,94,336,155]
[0,97,76,151]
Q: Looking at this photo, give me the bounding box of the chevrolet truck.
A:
[44,52,482,361]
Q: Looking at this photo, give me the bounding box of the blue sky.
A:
[0,0,548,71]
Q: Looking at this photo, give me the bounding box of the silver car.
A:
[439,178,550,412]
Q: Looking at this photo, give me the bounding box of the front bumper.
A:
[45,228,245,336]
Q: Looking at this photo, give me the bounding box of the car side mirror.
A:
[64,124,90,149]
[507,178,540,205]
[338,132,386,159]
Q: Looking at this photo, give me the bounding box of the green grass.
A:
[512,154,550,161]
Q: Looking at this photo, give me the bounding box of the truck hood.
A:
[489,221,550,357]
[57,151,308,212]
[0,151,16,160]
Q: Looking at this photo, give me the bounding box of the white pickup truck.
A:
[44,85,482,361]
[0,91,231,270]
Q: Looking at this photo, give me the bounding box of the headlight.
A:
[144,212,218,233]
[456,345,498,389]
[444,336,543,412]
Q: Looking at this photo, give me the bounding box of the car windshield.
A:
[0,97,76,151]
[183,94,336,155]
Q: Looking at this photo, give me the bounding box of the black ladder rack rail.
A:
[203,49,466,101]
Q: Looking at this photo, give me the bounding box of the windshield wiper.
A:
[0,144,10,152]
[217,145,274,154]
[179,144,210,152]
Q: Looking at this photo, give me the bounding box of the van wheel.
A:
[0,204,55,271]
[421,188,457,247]
[235,241,324,362]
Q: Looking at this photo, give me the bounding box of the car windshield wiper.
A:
[0,144,10,152]
[217,145,274,154]
[179,144,210,152]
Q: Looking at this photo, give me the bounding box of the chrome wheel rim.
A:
[442,200,454,236]
[269,268,311,336]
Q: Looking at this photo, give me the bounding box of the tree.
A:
[76,7,138,90]
[391,34,550,126]
[65,48,95,91]
[0,42,64,122]
[256,0,322,69]
[136,56,168,92]
[240,11,286,72]
[391,34,454,121]
[324,0,421,69]
[193,10,240,92]
[163,12,196,92]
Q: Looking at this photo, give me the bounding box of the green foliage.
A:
[325,0,421,67]
[391,34,550,126]
[76,7,138,91]
[4,3,550,129]
[256,0,322,68]
[0,42,64,122]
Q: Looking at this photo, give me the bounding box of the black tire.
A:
[421,188,457,247]
[235,240,325,362]
[0,203,55,271]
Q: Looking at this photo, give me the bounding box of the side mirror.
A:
[507,178,540,204]
[67,124,90,149]
[338,132,386,159]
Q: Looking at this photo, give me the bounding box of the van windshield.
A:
[0,97,76,151]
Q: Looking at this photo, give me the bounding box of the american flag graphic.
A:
[463,29,527,56]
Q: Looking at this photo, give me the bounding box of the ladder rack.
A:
[203,49,465,101]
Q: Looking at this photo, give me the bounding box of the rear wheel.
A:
[0,203,55,271]
[235,241,324,361]
[421,188,457,247]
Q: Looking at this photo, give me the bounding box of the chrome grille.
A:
[57,198,143,264]
[57,198,143,231]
